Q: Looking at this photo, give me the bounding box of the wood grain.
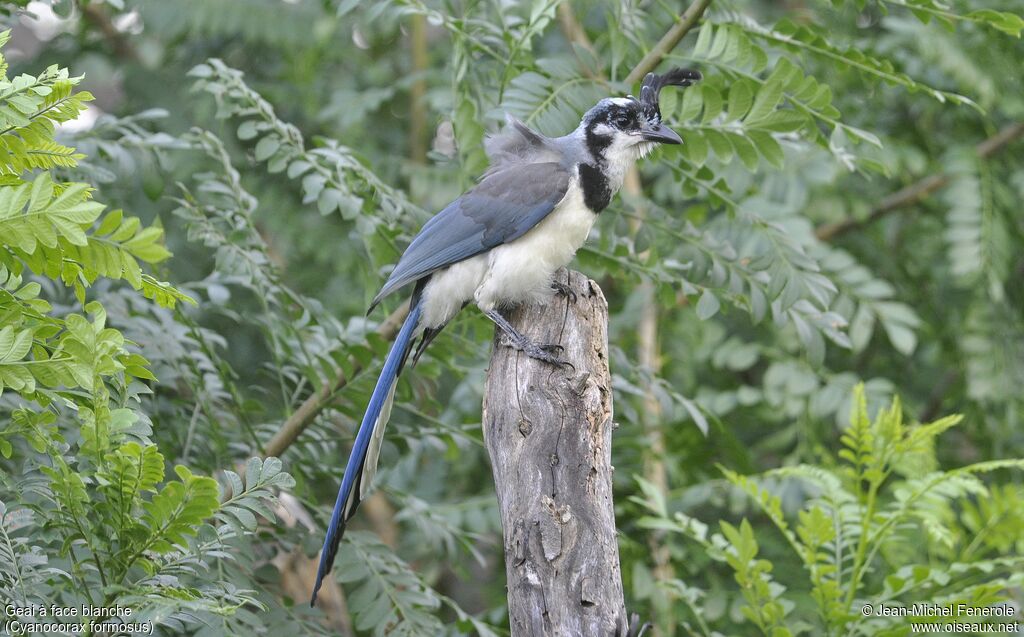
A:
[483,269,627,636]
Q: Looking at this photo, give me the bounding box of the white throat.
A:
[599,135,656,192]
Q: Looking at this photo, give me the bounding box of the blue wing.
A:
[370,162,571,308]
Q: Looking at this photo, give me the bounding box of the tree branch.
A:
[408,14,429,162]
[557,4,596,56]
[262,301,410,458]
[81,3,138,61]
[557,3,603,81]
[815,122,1024,241]
[484,270,627,636]
[624,0,714,85]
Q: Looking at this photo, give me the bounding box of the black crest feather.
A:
[638,67,702,123]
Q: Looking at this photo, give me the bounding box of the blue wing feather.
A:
[370,162,571,308]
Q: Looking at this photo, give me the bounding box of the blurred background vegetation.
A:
[1,0,1023,635]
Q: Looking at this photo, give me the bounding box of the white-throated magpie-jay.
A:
[312,68,701,604]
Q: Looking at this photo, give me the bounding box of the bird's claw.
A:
[521,342,574,371]
[500,336,573,370]
[488,309,573,370]
[550,280,578,304]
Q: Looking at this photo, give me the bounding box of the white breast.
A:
[419,173,598,329]
[474,177,596,310]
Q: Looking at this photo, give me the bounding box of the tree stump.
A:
[483,269,628,636]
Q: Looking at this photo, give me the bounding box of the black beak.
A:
[641,122,682,145]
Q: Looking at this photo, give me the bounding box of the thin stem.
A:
[408,13,428,162]
[843,478,880,609]
[816,122,1024,241]
[181,401,202,464]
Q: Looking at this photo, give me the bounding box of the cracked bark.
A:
[483,269,628,636]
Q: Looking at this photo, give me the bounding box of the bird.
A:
[311,67,702,605]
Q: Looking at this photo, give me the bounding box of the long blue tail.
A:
[311,298,423,606]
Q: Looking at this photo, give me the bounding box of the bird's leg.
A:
[549,278,577,304]
[484,309,571,368]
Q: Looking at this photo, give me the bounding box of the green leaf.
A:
[237,120,259,140]
[748,131,783,168]
[696,289,721,320]
[745,66,786,125]
[882,320,917,355]
[682,130,709,164]
[700,85,723,124]
[254,135,280,161]
[726,79,754,122]
[966,10,1024,37]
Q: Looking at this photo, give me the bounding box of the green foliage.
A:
[0,28,91,175]
[136,0,327,48]
[0,173,186,304]
[682,22,878,164]
[2,0,1023,635]
[189,58,420,225]
[337,531,445,635]
[633,386,1024,636]
[502,62,607,135]
[0,30,295,635]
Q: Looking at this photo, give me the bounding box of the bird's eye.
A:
[614,115,631,129]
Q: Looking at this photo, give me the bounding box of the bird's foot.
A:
[498,332,572,369]
[487,309,574,370]
[550,279,577,304]
[521,341,571,367]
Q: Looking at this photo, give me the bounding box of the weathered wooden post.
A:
[482,269,629,636]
